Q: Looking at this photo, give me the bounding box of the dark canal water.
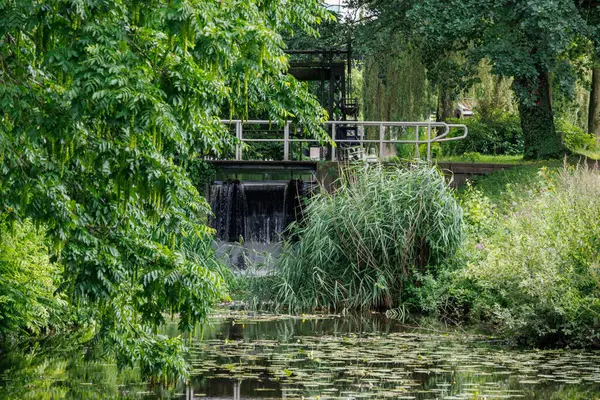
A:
[1,311,600,399]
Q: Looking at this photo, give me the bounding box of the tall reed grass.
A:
[275,163,463,312]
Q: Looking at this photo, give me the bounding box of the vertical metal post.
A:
[379,123,385,160]
[359,125,364,155]
[283,122,290,161]
[427,122,432,163]
[236,121,242,161]
[234,381,241,400]
[331,123,337,161]
[414,125,419,159]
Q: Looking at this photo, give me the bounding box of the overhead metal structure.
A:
[285,49,359,158]
[285,49,358,122]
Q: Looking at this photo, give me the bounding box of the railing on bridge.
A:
[220,120,468,162]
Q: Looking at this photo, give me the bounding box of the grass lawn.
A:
[574,148,600,160]
[438,149,600,164]
[456,161,571,214]
[436,154,525,164]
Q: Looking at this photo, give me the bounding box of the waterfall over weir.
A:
[208,180,308,269]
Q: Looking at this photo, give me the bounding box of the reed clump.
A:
[275,163,463,312]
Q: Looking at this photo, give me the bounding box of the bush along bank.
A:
[443,112,597,159]
[273,163,464,312]
[449,164,600,348]
[255,162,600,349]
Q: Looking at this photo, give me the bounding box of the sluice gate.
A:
[207,163,315,270]
[208,180,308,244]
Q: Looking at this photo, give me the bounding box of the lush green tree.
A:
[0,0,329,379]
[579,1,600,139]
[0,220,66,338]
[351,0,594,159]
[349,0,479,123]
[408,0,588,159]
[362,47,430,122]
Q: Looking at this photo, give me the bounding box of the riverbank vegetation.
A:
[427,163,600,348]
[257,162,600,349]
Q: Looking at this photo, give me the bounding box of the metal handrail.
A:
[220,120,468,162]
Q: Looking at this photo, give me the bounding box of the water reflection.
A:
[1,311,600,399]
[184,312,600,400]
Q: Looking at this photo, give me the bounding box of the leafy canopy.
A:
[0,0,329,378]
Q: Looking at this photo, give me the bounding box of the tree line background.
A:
[301,0,600,160]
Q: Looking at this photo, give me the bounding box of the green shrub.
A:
[274,163,463,312]
[459,164,555,214]
[0,220,66,338]
[458,165,600,347]
[556,118,596,153]
[186,159,216,197]
[445,112,523,156]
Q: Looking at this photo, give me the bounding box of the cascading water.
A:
[208,179,308,270]
[209,180,246,242]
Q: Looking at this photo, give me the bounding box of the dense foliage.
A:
[0,0,329,378]
[470,167,600,347]
[362,48,431,122]
[413,0,585,159]
[557,118,597,154]
[348,0,600,160]
[416,164,600,348]
[275,164,463,312]
[258,160,600,348]
[443,113,597,158]
[0,220,65,338]
[445,113,523,156]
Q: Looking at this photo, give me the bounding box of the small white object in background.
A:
[366,148,379,163]
[309,147,321,161]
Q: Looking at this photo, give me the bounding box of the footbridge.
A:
[208,119,479,187]
[207,119,524,185]
[216,119,468,163]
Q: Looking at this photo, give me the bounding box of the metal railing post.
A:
[414,125,419,159]
[359,125,364,154]
[331,123,336,161]
[283,122,290,161]
[427,122,432,163]
[236,121,242,161]
[379,123,385,160]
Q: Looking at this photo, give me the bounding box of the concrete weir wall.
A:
[434,162,519,187]
[314,161,519,190]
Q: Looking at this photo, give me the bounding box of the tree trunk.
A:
[436,86,454,122]
[589,67,600,143]
[513,71,563,160]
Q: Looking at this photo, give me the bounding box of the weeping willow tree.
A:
[0,0,329,380]
[468,61,516,118]
[555,74,592,131]
[362,49,431,122]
